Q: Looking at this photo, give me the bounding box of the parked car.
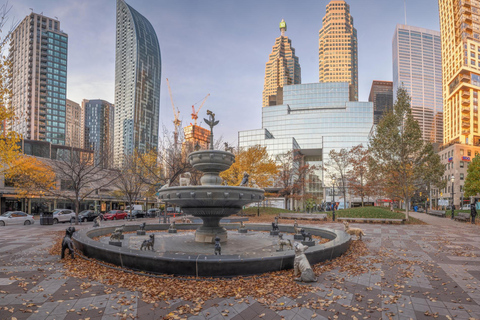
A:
[147,208,160,218]
[52,209,76,224]
[103,210,127,220]
[126,210,146,219]
[461,204,471,210]
[0,211,35,226]
[78,210,100,222]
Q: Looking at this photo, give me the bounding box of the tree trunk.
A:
[75,199,80,225]
[405,198,410,221]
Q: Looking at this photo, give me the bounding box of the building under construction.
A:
[183,125,210,150]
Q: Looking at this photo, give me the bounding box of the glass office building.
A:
[83,99,114,168]
[392,24,443,143]
[239,82,373,201]
[10,13,68,145]
[114,0,161,167]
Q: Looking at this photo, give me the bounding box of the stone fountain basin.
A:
[188,150,235,173]
[157,186,265,217]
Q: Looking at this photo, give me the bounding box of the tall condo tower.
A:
[318,0,358,101]
[262,19,301,108]
[9,13,68,144]
[114,0,161,167]
[439,0,480,146]
[65,99,84,149]
[83,99,115,168]
[392,25,443,144]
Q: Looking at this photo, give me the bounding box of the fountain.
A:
[157,110,264,243]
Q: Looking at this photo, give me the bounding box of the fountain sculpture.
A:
[157,111,265,243]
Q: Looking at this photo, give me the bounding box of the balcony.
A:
[461,0,471,7]
[460,74,470,82]
[462,129,471,135]
[462,99,471,105]
[462,115,470,121]
[39,133,46,139]
[462,121,470,128]
[462,106,470,113]
[39,116,46,121]
[462,90,470,97]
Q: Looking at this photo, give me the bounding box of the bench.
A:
[454,212,471,222]
[427,211,446,218]
[278,213,327,221]
[337,217,405,224]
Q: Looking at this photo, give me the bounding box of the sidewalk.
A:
[410,210,478,226]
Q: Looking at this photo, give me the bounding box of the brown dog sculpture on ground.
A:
[293,242,317,282]
[343,221,365,240]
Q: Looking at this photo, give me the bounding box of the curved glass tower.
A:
[114,0,161,167]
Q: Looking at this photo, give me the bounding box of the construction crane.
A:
[166,78,181,145]
[191,94,210,126]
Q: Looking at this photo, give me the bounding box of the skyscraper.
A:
[438,1,480,146]
[65,99,84,149]
[262,20,301,108]
[83,99,114,168]
[392,24,443,144]
[318,0,358,101]
[10,13,68,145]
[114,0,161,167]
[368,81,393,125]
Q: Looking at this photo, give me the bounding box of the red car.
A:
[103,210,127,220]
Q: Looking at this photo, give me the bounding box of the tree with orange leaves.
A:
[220,145,278,188]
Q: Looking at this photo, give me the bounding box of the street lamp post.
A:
[451,175,455,220]
[332,177,336,222]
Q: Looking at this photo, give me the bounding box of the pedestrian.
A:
[471,200,477,224]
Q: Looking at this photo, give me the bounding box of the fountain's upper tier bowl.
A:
[157,186,265,217]
[188,150,235,173]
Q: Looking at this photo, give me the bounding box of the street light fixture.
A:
[332,177,336,222]
[451,174,455,220]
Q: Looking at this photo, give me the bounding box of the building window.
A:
[460,149,464,155]
[460,173,464,180]
[468,150,472,156]
[460,161,464,168]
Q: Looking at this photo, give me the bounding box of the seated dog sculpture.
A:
[300,229,312,242]
[278,234,292,251]
[343,222,365,240]
[61,227,76,259]
[140,234,155,251]
[93,216,101,228]
[214,236,221,255]
[139,222,146,231]
[293,242,317,282]
[110,224,125,241]
[179,172,191,186]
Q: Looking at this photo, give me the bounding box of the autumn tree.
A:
[114,151,149,220]
[419,143,446,209]
[369,87,440,220]
[347,145,373,207]
[327,148,351,208]
[465,154,480,198]
[44,148,118,224]
[220,145,278,188]
[4,155,56,198]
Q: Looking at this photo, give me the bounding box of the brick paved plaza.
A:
[1,214,480,320]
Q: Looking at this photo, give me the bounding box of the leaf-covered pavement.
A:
[1,217,480,319]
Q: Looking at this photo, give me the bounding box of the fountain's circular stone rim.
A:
[72,223,352,277]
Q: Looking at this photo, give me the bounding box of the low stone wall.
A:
[72,223,351,277]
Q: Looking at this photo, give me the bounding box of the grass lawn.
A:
[242,206,424,224]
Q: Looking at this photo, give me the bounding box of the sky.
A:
[10,0,440,144]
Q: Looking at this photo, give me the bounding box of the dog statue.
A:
[169,221,176,230]
[160,179,170,190]
[93,216,101,228]
[179,172,191,186]
[272,221,279,232]
[214,236,221,255]
[61,227,76,259]
[300,229,312,241]
[140,234,155,251]
[110,224,125,241]
[224,142,234,153]
[343,222,365,240]
[293,242,317,282]
[182,216,191,223]
[293,219,301,235]
[139,222,146,231]
[278,234,293,251]
[239,172,249,186]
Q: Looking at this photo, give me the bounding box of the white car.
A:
[52,209,76,224]
[461,204,471,210]
[0,211,35,226]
